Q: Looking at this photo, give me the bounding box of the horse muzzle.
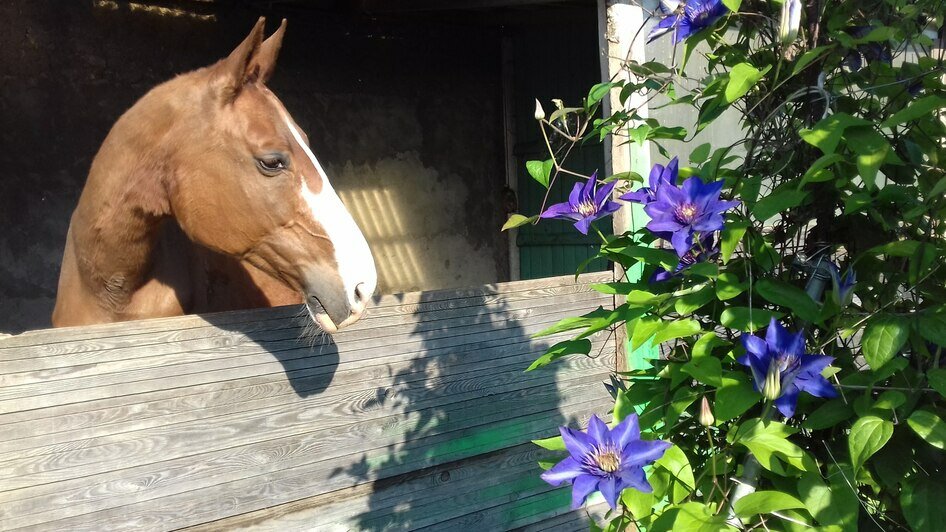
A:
[302,268,375,333]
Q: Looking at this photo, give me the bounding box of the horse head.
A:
[168,18,376,332]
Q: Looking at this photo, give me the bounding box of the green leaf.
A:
[720,220,749,263]
[587,81,619,107]
[526,339,592,371]
[801,400,854,430]
[720,307,782,332]
[901,478,946,532]
[674,285,715,315]
[845,126,890,189]
[800,153,844,187]
[715,272,746,301]
[907,409,946,450]
[629,124,652,145]
[733,491,805,517]
[721,0,742,12]
[630,316,664,350]
[724,63,764,103]
[861,315,909,370]
[881,95,946,127]
[918,309,946,346]
[868,239,921,257]
[501,214,537,231]
[799,472,859,529]
[653,318,702,345]
[613,388,633,423]
[927,368,946,398]
[682,356,722,387]
[752,189,808,222]
[799,113,871,154]
[693,332,729,358]
[655,445,696,504]
[755,278,821,323]
[715,375,760,421]
[848,415,893,472]
[686,262,719,279]
[526,159,554,188]
[652,502,736,532]
[532,434,565,451]
[791,45,833,76]
[690,142,711,164]
[731,419,814,474]
[604,243,679,271]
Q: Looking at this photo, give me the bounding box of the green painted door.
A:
[512,19,610,280]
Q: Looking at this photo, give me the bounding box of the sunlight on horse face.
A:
[173,19,377,332]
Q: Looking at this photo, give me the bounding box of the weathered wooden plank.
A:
[0,273,610,351]
[0,307,604,414]
[0,289,605,382]
[0,325,608,440]
[516,502,610,532]
[0,342,610,461]
[5,394,610,530]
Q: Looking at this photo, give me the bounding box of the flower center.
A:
[674,203,698,224]
[776,352,799,373]
[577,200,597,217]
[592,446,622,473]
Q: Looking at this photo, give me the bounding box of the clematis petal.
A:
[620,465,654,493]
[623,439,672,466]
[580,175,597,203]
[672,17,694,43]
[611,413,641,449]
[646,217,685,233]
[737,350,769,392]
[648,163,667,189]
[741,334,769,359]
[663,157,680,185]
[574,216,594,235]
[799,354,834,376]
[773,386,800,418]
[621,189,651,204]
[795,373,839,398]
[679,176,705,200]
[570,474,600,509]
[568,181,583,208]
[597,475,620,510]
[594,179,618,208]
[670,230,694,257]
[560,425,595,457]
[540,202,579,220]
[599,200,623,215]
[648,14,682,43]
[587,414,610,444]
[651,267,673,283]
[541,456,584,485]
[693,213,725,232]
[764,318,788,351]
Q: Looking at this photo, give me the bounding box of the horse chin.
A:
[304,296,365,334]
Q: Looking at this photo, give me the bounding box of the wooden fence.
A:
[0,273,615,530]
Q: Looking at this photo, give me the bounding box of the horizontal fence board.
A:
[0,273,616,531]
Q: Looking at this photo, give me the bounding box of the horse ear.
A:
[250,19,287,85]
[215,17,266,102]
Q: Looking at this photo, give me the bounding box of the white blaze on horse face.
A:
[282,114,378,318]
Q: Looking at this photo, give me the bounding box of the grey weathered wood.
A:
[0,273,615,531]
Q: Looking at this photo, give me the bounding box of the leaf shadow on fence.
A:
[327,284,594,529]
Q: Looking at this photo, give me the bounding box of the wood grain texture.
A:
[0,273,615,531]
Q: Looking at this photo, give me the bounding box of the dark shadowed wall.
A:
[0,1,511,333]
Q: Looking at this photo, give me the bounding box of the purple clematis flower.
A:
[644,176,739,257]
[829,263,857,308]
[621,157,679,205]
[652,232,718,282]
[539,172,622,235]
[541,414,670,510]
[842,26,892,71]
[738,318,838,418]
[648,0,730,44]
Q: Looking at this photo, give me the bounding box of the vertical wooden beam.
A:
[598,0,651,373]
[502,35,521,281]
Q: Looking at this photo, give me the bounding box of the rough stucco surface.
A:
[0,1,508,333]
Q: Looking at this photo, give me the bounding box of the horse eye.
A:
[256,154,288,175]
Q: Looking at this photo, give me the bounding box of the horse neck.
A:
[71,82,183,307]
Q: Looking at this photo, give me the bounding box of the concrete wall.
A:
[0,1,509,333]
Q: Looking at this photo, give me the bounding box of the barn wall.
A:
[0,1,509,333]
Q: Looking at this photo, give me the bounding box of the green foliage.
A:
[523,0,946,529]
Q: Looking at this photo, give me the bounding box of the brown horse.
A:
[52,18,377,334]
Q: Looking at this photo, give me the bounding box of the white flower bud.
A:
[699,396,715,427]
[763,363,782,401]
[534,99,546,121]
[779,0,801,46]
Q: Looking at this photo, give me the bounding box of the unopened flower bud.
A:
[778,0,801,46]
[763,363,782,401]
[699,396,715,427]
[534,99,546,121]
